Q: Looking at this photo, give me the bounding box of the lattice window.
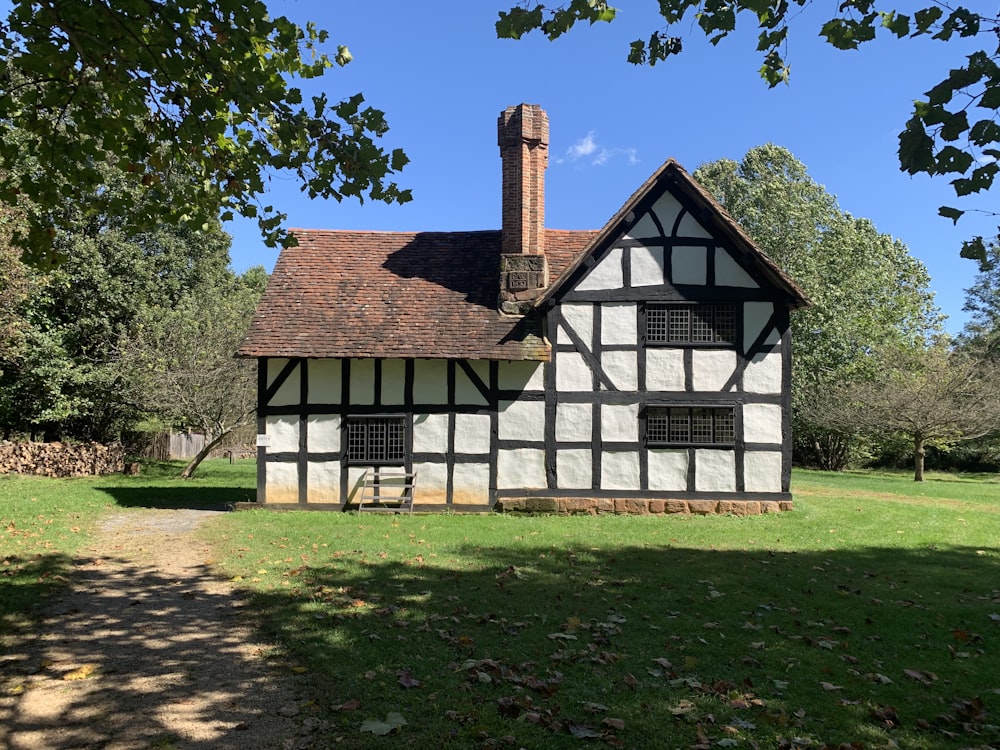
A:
[646,303,737,345]
[646,406,736,447]
[346,416,407,464]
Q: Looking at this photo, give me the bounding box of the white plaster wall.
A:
[499,361,544,392]
[307,461,340,503]
[266,415,299,453]
[602,303,637,346]
[454,413,491,454]
[715,249,758,288]
[743,451,783,493]
[672,246,707,286]
[646,349,686,392]
[576,247,624,291]
[556,352,594,392]
[497,448,546,489]
[381,359,406,405]
[628,205,666,238]
[676,210,713,239]
[649,194,684,232]
[647,449,688,491]
[413,460,448,500]
[743,302,775,351]
[267,359,300,407]
[266,462,299,503]
[743,403,784,445]
[455,361,489,406]
[346,466,368,503]
[555,402,592,442]
[350,359,375,405]
[692,350,737,392]
[308,359,341,404]
[413,359,448,404]
[602,351,638,391]
[307,415,340,453]
[560,303,593,343]
[743,351,783,394]
[601,451,640,491]
[694,450,736,492]
[601,403,639,443]
[557,449,592,489]
[630,246,665,287]
[452,462,490,505]
[499,399,545,442]
[413,413,449,454]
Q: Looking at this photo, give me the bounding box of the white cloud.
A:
[559,131,638,167]
[567,131,599,160]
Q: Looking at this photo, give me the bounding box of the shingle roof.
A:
[238,229,596,361]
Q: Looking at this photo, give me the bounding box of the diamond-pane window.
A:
[346,416,406,464]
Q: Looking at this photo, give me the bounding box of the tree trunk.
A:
[913,435,925,482]
[179,429,232,479]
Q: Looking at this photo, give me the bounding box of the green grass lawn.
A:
[2,463,999,748]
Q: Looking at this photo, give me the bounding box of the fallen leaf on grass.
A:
[63,664,99,681]
[602,717,625,730]
[568,724,601,738]
[396,669,421,688]
[360,712,407,735]
[819,682,843,691]
[903,669,938,685]
[331,699,360,712]
[669,699,697,717]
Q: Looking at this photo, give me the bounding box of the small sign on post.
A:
[255,434,271,447]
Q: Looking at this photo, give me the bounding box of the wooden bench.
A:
[357,468,416,514]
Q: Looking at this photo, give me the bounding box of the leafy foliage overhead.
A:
[0,0,411,265]
[497,2,1000,262]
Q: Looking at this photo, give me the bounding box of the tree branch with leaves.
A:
[497,2,1000,263]
[0,0,411,266]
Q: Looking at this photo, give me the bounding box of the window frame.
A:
[345,414,408,466]
[644,302,738,347]
[644,405,736,448]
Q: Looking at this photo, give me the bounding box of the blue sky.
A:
[234,3,991,332]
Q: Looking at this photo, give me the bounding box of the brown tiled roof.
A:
[238,229,596,360]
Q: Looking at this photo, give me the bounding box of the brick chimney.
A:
[498,103,549,314]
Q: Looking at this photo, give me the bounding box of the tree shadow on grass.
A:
[94,485,255,510]
[241,541,1000,749]
[0,550,307,750]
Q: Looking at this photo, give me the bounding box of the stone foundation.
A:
[496,496,793,515]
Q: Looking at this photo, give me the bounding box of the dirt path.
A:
[0,509,322,750]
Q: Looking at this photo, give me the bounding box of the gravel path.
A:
[0,509,320,750]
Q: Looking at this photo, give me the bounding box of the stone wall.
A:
[496,496,794,516]
[0,441,126,477]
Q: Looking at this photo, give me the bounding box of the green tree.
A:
[0,0,410,265]
[693,145,941,469]
[497,3,1000,261]
[799,344,1000,481]
[0,204,28,363]
[959,242,1000,358]
[0,210,235,442]
[122,267,266,478]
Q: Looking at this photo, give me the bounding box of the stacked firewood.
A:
[0,441,126,477]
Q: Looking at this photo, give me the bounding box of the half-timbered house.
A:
[238,104,809,514]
